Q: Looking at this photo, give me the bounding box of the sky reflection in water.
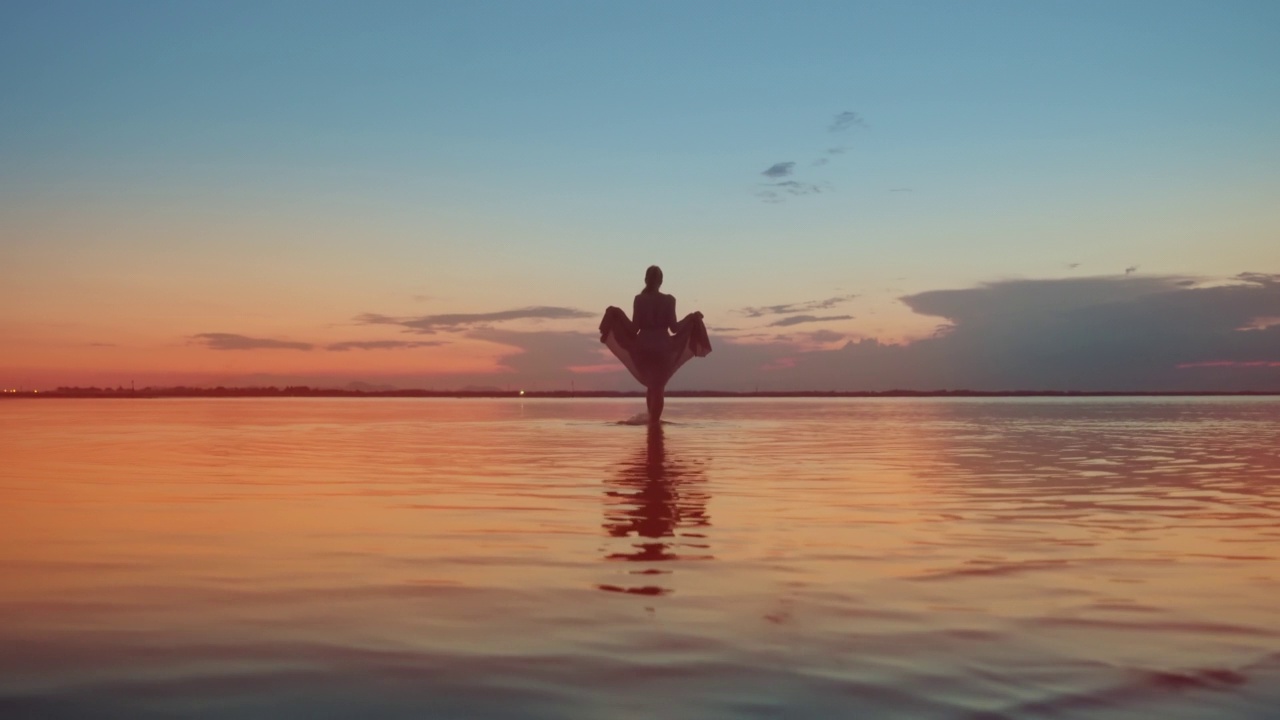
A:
[1,398,1278,719]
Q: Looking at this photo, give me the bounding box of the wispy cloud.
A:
[357,306,593,334]
[762,162,795,178]
[326,340,448,351]
[776,180,823,194]
[809,146,850,169]
[741,294,857,318]
[192,333,451,352]
[768,314,854,327]
[752,115,866,203]
[757,180,825,203]
[1238,272,1280,285]
[192,333,314,351]
[829,111,868,132]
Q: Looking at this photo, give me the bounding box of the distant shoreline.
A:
[4,388,1279,399]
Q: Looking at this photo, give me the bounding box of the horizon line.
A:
[5,387,1279,399]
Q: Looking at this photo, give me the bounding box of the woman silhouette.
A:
[599,266,711,424]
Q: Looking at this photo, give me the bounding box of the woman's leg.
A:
[646,383,665,425]
[640,353,670,424]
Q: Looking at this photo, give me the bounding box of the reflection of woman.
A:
[599,266,711,424]
[601,424,710,576]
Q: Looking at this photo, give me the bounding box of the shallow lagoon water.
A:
[2,397,1279,719]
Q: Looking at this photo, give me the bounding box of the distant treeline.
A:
[3,386,1277,399]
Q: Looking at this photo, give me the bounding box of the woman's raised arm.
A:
[666,295,680,333]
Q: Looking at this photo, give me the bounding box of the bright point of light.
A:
[519,390,525,396]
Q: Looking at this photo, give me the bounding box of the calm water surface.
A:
[2,398,1279,719]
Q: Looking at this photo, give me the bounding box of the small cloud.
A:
[811,158,830,167]
[357,306,593,334]
[354,313,408,326]
[88,342,116,347]
[741,294,857,318]
[772,180,823,196]
[768,314,854,327]
[1125,265,1139,275]
[1236,272,1280,286]
[1066,262,1081,269]
[829,111,868,132]
[827,147,847,155]
[889,187,913,193]
[762,162,796,178]
[756,180,824,203]
[326,340,448,351]
[192,333,314,351]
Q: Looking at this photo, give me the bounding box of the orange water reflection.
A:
[598,425,711,595]
[2,398,1279,719]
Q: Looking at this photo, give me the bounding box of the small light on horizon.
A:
[519,390,525,396]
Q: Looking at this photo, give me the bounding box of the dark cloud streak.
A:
[326,340,447,351]
[357,306,593,334]
[768,314,854,327]
[741,294,857,318]
[192,333,314,351]
[192,334,451,352]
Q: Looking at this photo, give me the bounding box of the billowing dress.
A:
[599,292,712,388]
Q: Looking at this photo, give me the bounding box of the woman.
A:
[599,266,711,424]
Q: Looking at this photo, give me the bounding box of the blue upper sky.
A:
[2,1,1278,389]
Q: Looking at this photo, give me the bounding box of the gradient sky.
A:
[3,0,1278,391]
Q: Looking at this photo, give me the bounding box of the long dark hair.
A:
[643,265,663,293]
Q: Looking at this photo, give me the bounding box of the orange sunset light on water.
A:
[5,395,1279,718]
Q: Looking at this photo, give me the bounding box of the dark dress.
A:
[599,291,711,388]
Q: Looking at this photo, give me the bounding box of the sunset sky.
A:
[3,1,1278,391]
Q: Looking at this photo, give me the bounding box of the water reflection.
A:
[4,399,1280,718]
[599,424,711,595]
[910,402,1280,528]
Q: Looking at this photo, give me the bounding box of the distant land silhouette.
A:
[2,386,1277,400]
